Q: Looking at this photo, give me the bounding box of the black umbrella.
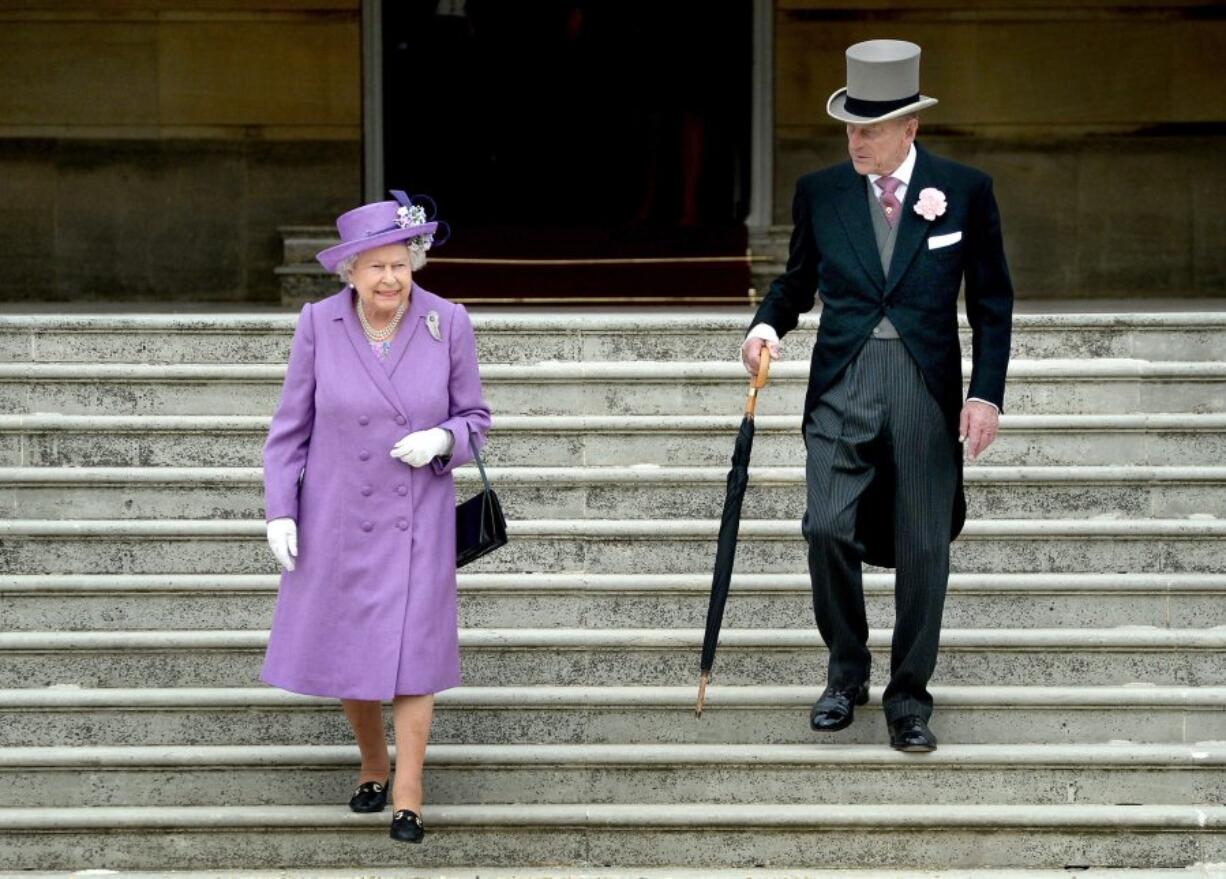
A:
[696,353,772,716]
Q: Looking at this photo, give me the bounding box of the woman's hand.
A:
[266,518,298,572]
[390,427,455,468]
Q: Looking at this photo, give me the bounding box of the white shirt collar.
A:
[868,143,917,190]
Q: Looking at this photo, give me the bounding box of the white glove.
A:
[266,517,298,572]
[740,323,782,375]
[390,427,454,468]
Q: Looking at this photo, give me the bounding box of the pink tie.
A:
[877,176,902,228]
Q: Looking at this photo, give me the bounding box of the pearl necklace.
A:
[356,293,407,342]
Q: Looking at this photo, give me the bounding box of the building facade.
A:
[1,0,1222,304]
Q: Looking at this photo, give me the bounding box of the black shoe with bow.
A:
[809,682,869,732]
[348,778,389,813]
[888,715,938,752]
[390,808,425,843]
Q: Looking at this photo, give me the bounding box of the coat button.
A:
[396,484,407,496]
[359,450,370,461]
[358,415,369,426]
[361,485,373,497]
[395,415,406,425]
[361,520,373,532]
[396,518,408,530]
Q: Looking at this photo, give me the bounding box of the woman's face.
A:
[348,243,413,317]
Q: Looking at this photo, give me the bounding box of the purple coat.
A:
[259,283,491,700]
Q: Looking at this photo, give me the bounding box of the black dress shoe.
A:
[348,778,389,813]
[888,715,938,752]
[389,808,425,843]
[809,683,869,732]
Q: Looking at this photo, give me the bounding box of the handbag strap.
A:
[467,426,492,494]
[466,426,496,543]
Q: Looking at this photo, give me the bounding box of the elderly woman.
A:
[260,191,491,844]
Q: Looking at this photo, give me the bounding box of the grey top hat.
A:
[827,39,938,124]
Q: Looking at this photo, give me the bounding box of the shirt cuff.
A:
[745,323,780,345]
[966,397,1000,413]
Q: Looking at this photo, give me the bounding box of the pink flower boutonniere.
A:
[913,187,947,221]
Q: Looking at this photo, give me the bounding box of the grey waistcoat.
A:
[867,180,900,339]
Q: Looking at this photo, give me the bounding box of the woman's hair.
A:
[336,243,427,283]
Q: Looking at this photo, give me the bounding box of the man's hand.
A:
[959,400,1000,461]
[741,323,783,375]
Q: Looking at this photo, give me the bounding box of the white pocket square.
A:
[928,231,962,250]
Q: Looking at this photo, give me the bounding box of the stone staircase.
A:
[0,311,1224,876]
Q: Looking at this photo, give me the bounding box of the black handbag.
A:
[455,430,507,568]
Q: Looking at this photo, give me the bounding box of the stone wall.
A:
[4,2,1223,303]
[0,1,362,304]
[773,0,1226,298]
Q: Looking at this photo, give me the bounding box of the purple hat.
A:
[316,190,448,273]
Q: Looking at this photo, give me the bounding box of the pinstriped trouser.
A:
[802,337,959,723]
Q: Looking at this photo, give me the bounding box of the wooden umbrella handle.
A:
[753,350,772,387]
[745,352,772,418]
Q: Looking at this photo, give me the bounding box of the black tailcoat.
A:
[750,143,1014,567]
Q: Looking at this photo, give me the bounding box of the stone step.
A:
[5,308,1223,879]
[2,742,1222,808]
[2,871,1218,879]
[3,572,1223,632]
[5,465,1225,521]
[3,312,1225,364]
[1,518,1222,575]
[1,627,1221,690]
[0,802,1221,870]
[3,685,1220,747]
[3,360,1226,416]
[6,413,1226,469]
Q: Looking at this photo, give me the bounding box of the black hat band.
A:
[842,92,921,118]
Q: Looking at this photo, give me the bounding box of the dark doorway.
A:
[380,1,754,303]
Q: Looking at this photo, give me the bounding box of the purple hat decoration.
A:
[316,190,450,273]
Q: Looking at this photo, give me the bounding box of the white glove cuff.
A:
[745,323,780,345]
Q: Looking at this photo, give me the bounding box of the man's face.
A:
[846,117,918,176]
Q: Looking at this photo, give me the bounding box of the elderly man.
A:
[742,39,1013,751]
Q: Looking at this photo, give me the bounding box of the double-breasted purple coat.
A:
[259,283,491,700]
